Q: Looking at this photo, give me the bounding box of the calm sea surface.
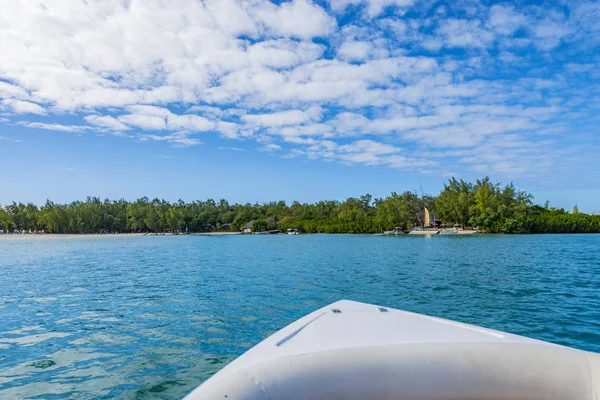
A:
[1,234,599,399]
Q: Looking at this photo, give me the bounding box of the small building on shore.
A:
[241,220,256,234]
[430,211,441,227]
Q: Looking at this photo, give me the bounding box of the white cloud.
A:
[142,131,202,148]
[253,0,336,39]
[0,0,334,112]
[0,0,597,182]
[289,137,436,170]
[436,19,494,48]
[18,122,90,133]
[569,1,600,48]
[217,121,244,139]
[118,114,167,131]
[329,112,371,135]
[247,40,325,69]
[117,106,214,132]
[336,139,401,165]
[203,0,258,37]
[242,107,322,127]
[338,139,400,155]
[169,114,214,132]
[531,19,570,50]
[85,115,130,131]
[384,154,437,169]
[497,51,520,63]
[487,5,527,35]
[421,38,443,52]
[218,146,245,151]
[258,143,282,152]
[4,100,46,115]
[274,124,333,139]
[329,0,417,17]
[337,41,372,62]
[0,81,29,101]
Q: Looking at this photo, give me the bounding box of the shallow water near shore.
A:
[1,234,599,399]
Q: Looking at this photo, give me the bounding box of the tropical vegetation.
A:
[1,177,598,234]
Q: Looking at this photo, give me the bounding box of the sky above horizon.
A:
[0,0,599,212]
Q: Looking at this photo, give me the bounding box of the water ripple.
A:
[1,234,600,398]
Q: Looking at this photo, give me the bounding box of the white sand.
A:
[191,232,240,235]
[0,232,243,240]
[0,233,146,240]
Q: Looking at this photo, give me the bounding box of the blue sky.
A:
[0,0,599,211]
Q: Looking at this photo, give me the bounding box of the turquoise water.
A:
[1,234,599,399]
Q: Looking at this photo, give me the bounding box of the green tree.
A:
[3,178,599,235]
[252,220,270,232]
[0,208,14,231]
[167,205,185,231]
[375,192,410,230]
[437,178,473,227]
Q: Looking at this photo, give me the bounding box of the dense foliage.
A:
[1,177,598,234]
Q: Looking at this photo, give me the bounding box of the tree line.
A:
[1,177,598,234]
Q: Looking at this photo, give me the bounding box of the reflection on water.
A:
[1,234,600,398]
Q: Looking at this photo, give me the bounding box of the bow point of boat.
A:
[184,300,600,400]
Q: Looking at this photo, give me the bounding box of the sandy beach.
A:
[0,232,244,240]
[190,232,240,235]
[0,233,148,240]
[0,231,485,239]
[408,229,480,235]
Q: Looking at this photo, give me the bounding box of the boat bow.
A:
[184,300,600,400]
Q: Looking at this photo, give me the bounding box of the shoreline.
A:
[0,233,147,240]
[1,231,599,240]
[0,232,245,240]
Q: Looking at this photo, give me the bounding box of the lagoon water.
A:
[1,234,599,399]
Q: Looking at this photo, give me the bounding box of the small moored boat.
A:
[287,228,299,235]
[184,300,600,399]
[382,227,405,235]
[439,229,458,235]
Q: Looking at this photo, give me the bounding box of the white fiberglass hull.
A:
[184,300,600,400]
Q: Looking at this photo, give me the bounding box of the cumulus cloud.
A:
[254,0,336,39]
[487,5,528,35]
[337,41,373,62]
[436,19,494,48]
[141,131,202,148]
[4,100,47,115]
[243,106,322,127]
[289,138,436,170]
[273,124,333,140]
[85,115,130,131]
[531,18,570,50]
[329,0,417,17]
[1,0,598,179]
[338,139,400,155]
[118,106,214,132]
